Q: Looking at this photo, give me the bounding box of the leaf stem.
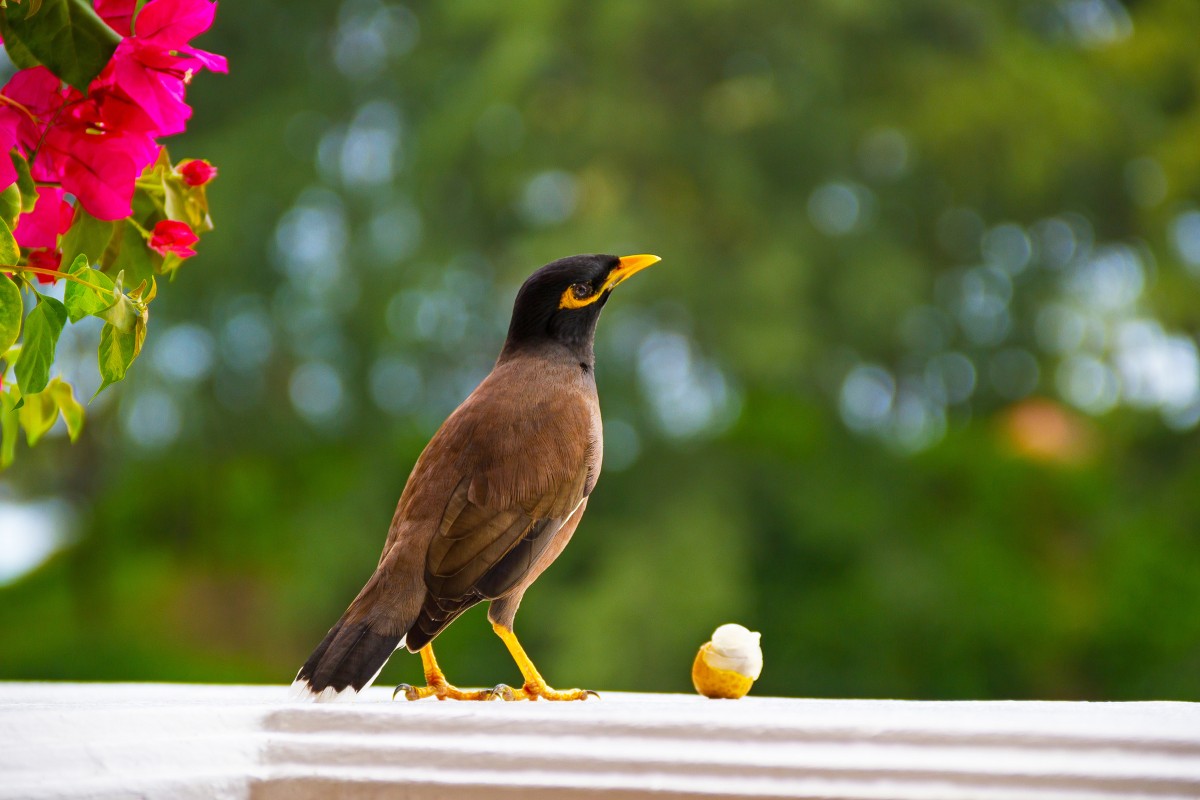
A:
[126,217,151,238]
[4,265,115,295]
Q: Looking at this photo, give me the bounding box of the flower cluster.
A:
[0,0,224,468]
[0,0,224,242]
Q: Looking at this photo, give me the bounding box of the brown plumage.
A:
[293,253,660,701]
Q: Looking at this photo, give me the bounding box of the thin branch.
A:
[4,265,115,295]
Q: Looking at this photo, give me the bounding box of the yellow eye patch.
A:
[557,254,661,310]
[559,283,600,309]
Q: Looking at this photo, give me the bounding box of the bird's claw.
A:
[487,683,516,701]
[392,683,421,701]
[519,682,599,701]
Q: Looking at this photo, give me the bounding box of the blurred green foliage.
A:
[4,0,1200,700]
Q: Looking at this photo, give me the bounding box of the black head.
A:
[499,253,660,363]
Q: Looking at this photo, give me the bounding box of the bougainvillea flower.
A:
[109,0,228,137]
[0,68,155,217]
[94,0,138,36]
[0,124,17,189]
[0,66,67,119]
[89,62,162,136]
[26,248,62,283]
[14,187,73,250]
[177,159,217,186]
[0,67,70,155]
[0,70,46,190]
[134,0,228,72]
[0,69,51,181]
[43,122,159,220]
[0,67,154,217]
[0,1,226,220]
[149,219,198,258]
[111,40,193,136]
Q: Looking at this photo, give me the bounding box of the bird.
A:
[292,253,661,702]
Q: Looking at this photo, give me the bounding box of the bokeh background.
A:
[4,0,1200,700]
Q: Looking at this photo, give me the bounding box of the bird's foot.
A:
[393,680,518,701]
[490,623,598,701]
[393,644,522,701]
[516,681,599,701]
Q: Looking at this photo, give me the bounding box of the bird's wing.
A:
[425,465,588,600]
[403,370,598,649]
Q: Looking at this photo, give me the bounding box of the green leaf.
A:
[14,293,65,395]
[0,12,40,69]
[47,376,83,441]
[63,254,115,323]
[61,205,116,273]
[17,383,57,446]
[0,216,19,267]
[99,292,137,331]
[129,275,156,304]
[0,183,21,231]
[95,314,143,396]
[101,218,159,286]
[0,0,121,92]
[0,274,20,354]
[10,152,36,212]
[0,390,17,469]
[98,270,137,332]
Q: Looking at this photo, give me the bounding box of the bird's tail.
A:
[290,614,404,702]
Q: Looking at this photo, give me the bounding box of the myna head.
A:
[501,253,661,361]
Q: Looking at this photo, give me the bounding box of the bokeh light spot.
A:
[340,101,402,188]
[603,418,641,472]
[1170,210,1200,272]
[808,182,868,236]
[152,323,215,384]
[289,362,346,423]
[1057,354,1119,414]
[925,351,977,405]
[369,356,423,415]
[520,171,578,227]
[840,365,895,432]
[982,224,1032,275]
[0,499,73,586]
[123,390,183,450]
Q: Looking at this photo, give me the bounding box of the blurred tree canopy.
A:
[4,0,1200,700]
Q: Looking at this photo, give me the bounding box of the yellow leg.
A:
[393,644,516,701]
[492,623,598,701]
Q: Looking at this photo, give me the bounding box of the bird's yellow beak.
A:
[560,254,661,309]
[606,254,661,290]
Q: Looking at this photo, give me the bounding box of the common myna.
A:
[293,253,661,701]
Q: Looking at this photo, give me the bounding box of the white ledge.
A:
[3,683,1200,799]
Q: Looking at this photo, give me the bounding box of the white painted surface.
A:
[3,682,1200,799]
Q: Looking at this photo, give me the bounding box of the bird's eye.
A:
[570,283,591,299]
